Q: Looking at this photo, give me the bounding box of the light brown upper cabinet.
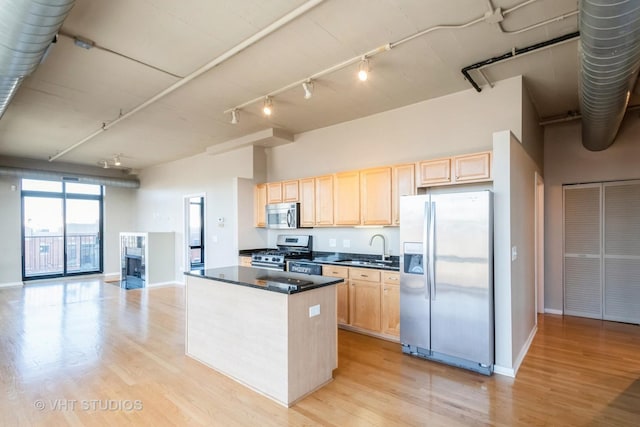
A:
[299,178,315,227]
[417,157,451,186]
[334,171,361,226]
[266,182,283,204]
[361,167,392,225]
[453,151,491,183]
[282,180,299,202]
[254,183,267,227]
[315,175,334,226]
[392,163,416,226]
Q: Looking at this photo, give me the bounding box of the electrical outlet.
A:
[329,238,337,247]
[343,239,350,248]
[309,304,320,318]
[511,246,518,261]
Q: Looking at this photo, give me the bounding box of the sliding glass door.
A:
[22,179,103,280]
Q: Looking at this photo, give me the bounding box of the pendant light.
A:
[358,57,369,81]
[263,97,273,116]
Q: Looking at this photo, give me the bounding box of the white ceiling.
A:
[0,0,582,171]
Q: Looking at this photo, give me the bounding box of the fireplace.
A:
[119,232,174,289]
[125,254,144,289]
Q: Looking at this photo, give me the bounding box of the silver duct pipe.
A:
[0,0,76,119]
[580,0,640,151]
[0,166,139,188]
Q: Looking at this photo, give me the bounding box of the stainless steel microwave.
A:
[266,202,300,229]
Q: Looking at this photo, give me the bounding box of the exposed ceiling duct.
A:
[0,0,76,119]
[579,0,640,151]
[0,165,139,188]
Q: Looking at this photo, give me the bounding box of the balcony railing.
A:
[24,234,100,277]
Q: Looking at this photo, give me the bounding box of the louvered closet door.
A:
[563,185,602,319]
[603,182,640,324]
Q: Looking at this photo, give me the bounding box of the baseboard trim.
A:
[544,308,563,315]
[512,325,537,377]
[0,281,23,288]
[146,281,181,288]
[493,365,515,377]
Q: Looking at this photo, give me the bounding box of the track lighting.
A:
[358,57,369,81]
[101,160,109,169]
[113,155,121,166]
[302,80,313,100]
[231,109,239,124]
[263,97,273,116]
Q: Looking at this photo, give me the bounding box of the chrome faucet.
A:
[369,233,387,261]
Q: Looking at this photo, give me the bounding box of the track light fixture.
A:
[302,80,313,100]
[231,109,239,124]
[113,154,121,166]
[358,57,369,81]
[101,160,109,169]
[263,97,273,116]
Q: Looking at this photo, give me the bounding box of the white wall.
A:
[492,130,540,376]
[0,176,22,286]
[133,146,257,282]
[103,186,136,275]
[267,76,524,181]
[521,80,544,170]
[543,118,640,312]
[263,76,524,257]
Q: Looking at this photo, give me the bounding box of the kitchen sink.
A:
[335,259,393,267]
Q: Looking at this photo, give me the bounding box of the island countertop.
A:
[184,266,343,294]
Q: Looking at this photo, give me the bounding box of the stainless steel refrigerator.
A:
[400,190,494,375]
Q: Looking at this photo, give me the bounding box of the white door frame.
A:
[534,172,545,317]
[184,193,206,271]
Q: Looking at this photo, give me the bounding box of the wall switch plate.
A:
[511,246,517,261]
[309,304,320,318]
[329,238,337,247]
[343,239,350,248]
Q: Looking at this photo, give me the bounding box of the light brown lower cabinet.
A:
[348,267,382,332]
[323,266,350,324]
[381,271,400,337]
[349,279,381,332]
[238,256,252,267]
[325,265,400,342]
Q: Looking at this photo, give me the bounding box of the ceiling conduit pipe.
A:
[0,0,76,119]
[0,165,140,188]
[580,0,640,151]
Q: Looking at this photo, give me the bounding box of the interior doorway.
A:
[185,194,205,271]
[534,172,545,316]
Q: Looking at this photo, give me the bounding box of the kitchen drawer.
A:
[349,267,381,282]
[382,271,400,284]
[323,265,349,279]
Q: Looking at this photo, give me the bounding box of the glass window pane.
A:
[65,182,102,195]
[22,179,62,193]
[23,197,64,277]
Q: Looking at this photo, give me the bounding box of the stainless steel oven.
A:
[266,203,300,229]
[250,235,312,270]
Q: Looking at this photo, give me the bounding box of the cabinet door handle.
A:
[360,274,368,278]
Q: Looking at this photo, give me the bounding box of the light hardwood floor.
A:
[1,278,638,426]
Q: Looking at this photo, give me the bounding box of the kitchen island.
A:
[184,266,343,407]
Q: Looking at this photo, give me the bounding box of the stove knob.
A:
[256,256,262,261]
[272,257,278,262]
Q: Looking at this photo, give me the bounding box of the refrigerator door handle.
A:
[423,200,431,300]
[429,201,436,300]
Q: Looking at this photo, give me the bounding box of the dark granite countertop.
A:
[310,252,400,271]
[185,266,343,294]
